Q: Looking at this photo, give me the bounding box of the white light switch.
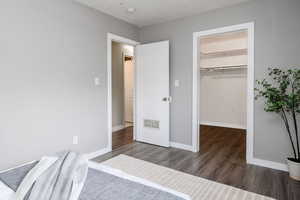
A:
[94,77,100,86]
[174,80,180,87]
[94,75,105,86]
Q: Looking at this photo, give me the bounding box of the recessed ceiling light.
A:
[127,7,136,13]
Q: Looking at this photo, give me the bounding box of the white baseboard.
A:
[170,142,194,152]
[0,160,37,174]
[1,150,289,176]
[200,121,246,130]
[248,157,288,172]
[112,125,125,132]
[84,147,111,160]
[0,148,111,173]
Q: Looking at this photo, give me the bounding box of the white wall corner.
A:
[84,147,111,160]
[248,157,288,172]
[170,142,194,152]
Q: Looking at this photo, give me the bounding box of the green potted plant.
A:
[255,68,300,180]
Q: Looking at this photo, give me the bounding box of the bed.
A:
[0,154,275,200]
[0,157,189,200]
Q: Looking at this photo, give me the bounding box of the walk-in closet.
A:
[199,30,248,161]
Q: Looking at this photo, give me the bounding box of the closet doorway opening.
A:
[111,42,135,150]
[192,23,254,164]
[107,33,140,151]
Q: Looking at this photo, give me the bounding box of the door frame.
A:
[192,22,255,164]
[107,33,140,151]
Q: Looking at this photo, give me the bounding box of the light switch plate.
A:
[94,75,105,86]
[94,77,100,86]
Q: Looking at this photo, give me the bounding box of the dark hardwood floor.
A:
[97,125,300,200]
[112,126,133,150]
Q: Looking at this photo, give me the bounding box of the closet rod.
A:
[200,65,247,71]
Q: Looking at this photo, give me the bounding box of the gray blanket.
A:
[0,160,185,200]
[7,152,88,200]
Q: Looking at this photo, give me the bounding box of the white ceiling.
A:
[75,0,251,27]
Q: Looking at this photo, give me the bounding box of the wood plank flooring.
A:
[97,125,300,200]
[112,126,133,150]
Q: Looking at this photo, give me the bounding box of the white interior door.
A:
[136,41,170,147]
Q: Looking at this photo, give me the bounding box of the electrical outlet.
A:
[174,80,180,87]
[73,136,78,145]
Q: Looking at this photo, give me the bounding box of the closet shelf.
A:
[200,65,247,72]
[200,48,247,59]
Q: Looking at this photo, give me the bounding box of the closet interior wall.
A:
[199,31,248,130]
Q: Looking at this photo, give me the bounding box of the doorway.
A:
[111,42,135,150]
[107,33,171,151]
[192,23,254,164]
[107,33,139,151]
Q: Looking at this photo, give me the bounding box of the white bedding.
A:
[0,161,191,200]
[0,160,36,200]
[0,180,14,200]
[13,157,58,200]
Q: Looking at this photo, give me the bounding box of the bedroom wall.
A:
[0,0,139,170]
[139,0,300,164]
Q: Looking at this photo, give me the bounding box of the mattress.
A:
[0,161,189,200]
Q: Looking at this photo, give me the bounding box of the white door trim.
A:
[192,22,255,165]
[107,33,140,151]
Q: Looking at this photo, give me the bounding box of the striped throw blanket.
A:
[11,151,88,200]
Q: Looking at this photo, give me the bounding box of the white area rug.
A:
[102,155,275,200]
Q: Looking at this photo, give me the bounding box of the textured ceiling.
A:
[75,0,252,27]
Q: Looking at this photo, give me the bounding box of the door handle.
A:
[162,97,172,102]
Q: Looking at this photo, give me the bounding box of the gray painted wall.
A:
[139,0,300,164]
[112,42,124,127]
[0,0,138,170]
[1,0,299,170]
